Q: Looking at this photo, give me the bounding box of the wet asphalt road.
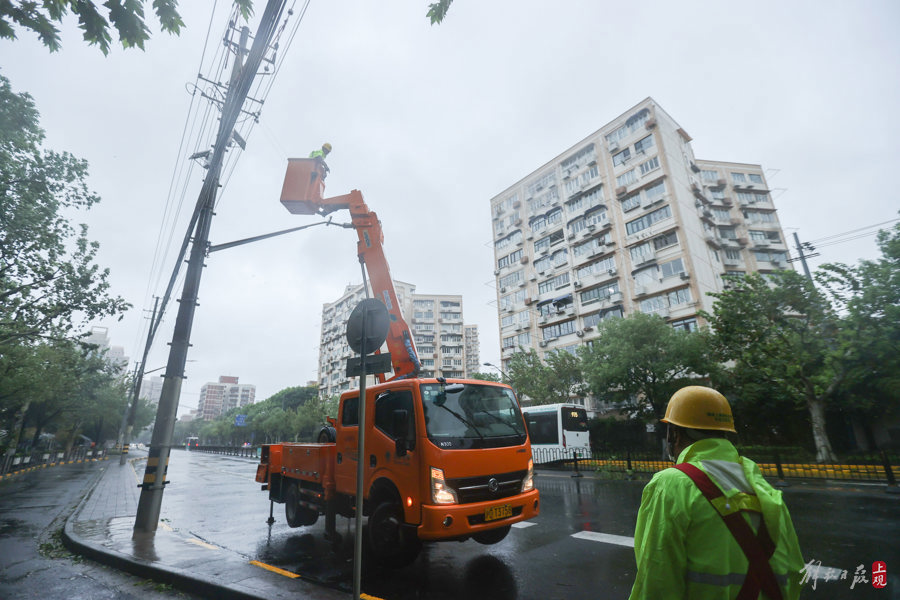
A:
[1,450,898,599]
[0,456,200,599]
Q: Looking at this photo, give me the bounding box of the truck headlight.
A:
[431,466,457,504]
[521,458,535,492]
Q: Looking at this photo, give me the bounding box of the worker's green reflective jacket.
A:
[629,438,804,600]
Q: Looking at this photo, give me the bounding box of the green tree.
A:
[506,348,584,405]
[0,0,253,54]
[579,312,717,424]
[426,0,454,24]
[815,219,900,447]
[702,271,843,463]
[0,75,130,349]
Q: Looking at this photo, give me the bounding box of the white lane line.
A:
[512,522,537,529]
[571,531,635,548]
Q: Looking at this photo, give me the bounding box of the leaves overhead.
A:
[0,0,253,54]
[426,0,454,25]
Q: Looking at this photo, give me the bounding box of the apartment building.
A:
[197,376,256,421]
[318,283,477,397]
[490,98,791,398]
[464,324,481,377]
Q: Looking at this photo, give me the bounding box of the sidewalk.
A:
[62,456,347,600]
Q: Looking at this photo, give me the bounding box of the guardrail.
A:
[535,447,899,485]
[0,447,109,479]
[178,445,261,459]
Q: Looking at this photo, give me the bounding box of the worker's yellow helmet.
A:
[661,386,736,433]
[322,143,332,152]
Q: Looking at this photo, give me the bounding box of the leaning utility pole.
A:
[134,0,287,534]
[120,296,159,465]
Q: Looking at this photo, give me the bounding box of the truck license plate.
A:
[484,504,512,522]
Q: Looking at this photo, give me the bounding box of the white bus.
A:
[521,403,591,464]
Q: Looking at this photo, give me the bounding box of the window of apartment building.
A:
[566,187,603,214]
[414,323,434,331]
[642,230,678,255]
[743,209,776,224]
[573,235,611,258]
[534,255,552,272]
[498,248,523,269]
[530,213,547,233]
[440,345,462,355]
[576,255,616,279]
[499,288,526,309]
[542,319,576,340]
[583,306,623,328]
[712,207,731,221]
[660,257,685,279]
[539,272,570,294]
[552,248,569,268]
[701,169,719,182]
[626,205,672,235]
[645,179,666,202]
[495,230,523,251]
[749,173,763,184]
[441,300,460,309]
[499,271,523,288]
[492,194,518,218]
[754,250,787,263]
[580,281,619,304]
[565,166,601,197]
[441,324,462,333]
[440,333,463,343]
[585,206,608,227]
[737,191,770,205]
[750,230,780,242]
[630,241,653,262]
[718,226,737,239]
[616,169,637,187]
[421,358,434,367]
[634,134,655,154]
[606,108,650,145]
[613,147,631,167]
[710,188,725,201]
[561,144,597,171]
[633,266,657,285]
[546,207,563,228]
[640,294,668,315]
[724,249,742,261]
[527,187,560,215]
[639,156,660,176]
[501,314,516,328]
[671,317,698,332]
[731,172,746,184]
[526,172,557,198]
[668,287,692,306]
[621,193,640,212]
[414,309,434,319]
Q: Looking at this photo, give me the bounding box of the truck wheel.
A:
[284,483,319,527]
[317,426,336,443]
[472,525,511,545]
[367,500,421,567]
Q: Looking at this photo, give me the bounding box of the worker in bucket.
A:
[309,142,332,181]
[629,386,804,600]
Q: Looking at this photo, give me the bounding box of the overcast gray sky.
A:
[4,1,899,414]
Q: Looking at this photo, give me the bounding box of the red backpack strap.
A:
[674,463,783,600]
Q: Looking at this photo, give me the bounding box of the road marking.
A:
[249,560,301,579]
[571,531,635,548]
[186,538,219,550]
[512,522,537,529]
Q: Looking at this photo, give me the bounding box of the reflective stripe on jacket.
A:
[628,438,804,600]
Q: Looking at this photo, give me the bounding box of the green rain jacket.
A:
[629,438,804,600]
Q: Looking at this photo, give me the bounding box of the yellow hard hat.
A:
[661,386,736,433]
[322,143,332,152]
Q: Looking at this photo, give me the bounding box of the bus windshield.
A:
[420,383,527,449]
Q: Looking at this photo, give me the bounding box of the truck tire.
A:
[284,483,319,527]
[366,500,421,567]
[472,524,511,545]
[317,426,336,443]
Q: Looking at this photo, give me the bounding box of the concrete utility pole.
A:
[134,0,287,534]
[792,231,817,282]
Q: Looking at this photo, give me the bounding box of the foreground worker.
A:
[309,142,332,160]
[629,386,804,599]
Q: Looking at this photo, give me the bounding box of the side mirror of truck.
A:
[393,409,409,457]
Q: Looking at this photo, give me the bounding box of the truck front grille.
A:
[448,469,527,504]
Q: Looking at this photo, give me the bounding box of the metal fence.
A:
[0,447,109,478]
[536,447,899,484]
[178,445,261,459]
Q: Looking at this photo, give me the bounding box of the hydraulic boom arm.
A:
[279,158,420,382]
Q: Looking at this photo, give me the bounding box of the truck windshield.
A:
[420,383,527,449]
